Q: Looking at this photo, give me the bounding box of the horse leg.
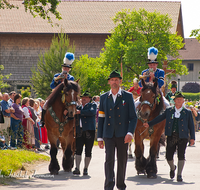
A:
[146,135,160,179]
[60,132,75,172]
[49,144,60,175]
[134,132,147,175]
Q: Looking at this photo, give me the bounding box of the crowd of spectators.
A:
[0,91,48,152]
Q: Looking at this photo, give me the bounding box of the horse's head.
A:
[139,79,158,120]
[62,79,80,118]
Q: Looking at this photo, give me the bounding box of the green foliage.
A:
[0,0,61,24]
[31,33,75,99]
[0,149,49,176]
[20,87,31,99]
[100,9,187,87]
[182,92,200,101]
[0,65,11,90]
[71,55,111,96]
[190,29,200,41]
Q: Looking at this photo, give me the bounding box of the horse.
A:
[45,78,80,175]
[134,79,166,179]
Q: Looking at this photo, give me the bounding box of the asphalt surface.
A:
[2,132,200,190]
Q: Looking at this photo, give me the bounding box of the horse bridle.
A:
[140,100,155,108]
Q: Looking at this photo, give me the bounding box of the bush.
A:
[182,92,200,101]
[182,82,200,93]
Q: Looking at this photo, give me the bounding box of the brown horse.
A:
[45,79,80,175]
[134,79,166,178]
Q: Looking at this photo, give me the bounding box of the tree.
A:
[100,9,187,88]
[190,29,200,41]
[31,33,75,99]
[0,65,11,90]
[71,55,111,96]
[0,0,61,23]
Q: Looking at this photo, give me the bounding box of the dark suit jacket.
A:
[97,90,137,138]
[148,106,195,140]
[76,102,97,133]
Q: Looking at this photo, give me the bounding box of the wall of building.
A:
[171,60,200,91]
[0,33,108,92]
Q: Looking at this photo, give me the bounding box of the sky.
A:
[136,0,200,38]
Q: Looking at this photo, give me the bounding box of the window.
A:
[187,63,193,71]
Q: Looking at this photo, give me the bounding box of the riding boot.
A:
[83,157,91,175]
[73,155,81,175]
[40,109,46,127]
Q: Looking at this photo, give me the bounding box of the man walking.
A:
[143,92,195,182]
[73,91,97,176]
[98,70,137,190]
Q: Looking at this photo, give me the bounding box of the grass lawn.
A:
[0,149,50,180]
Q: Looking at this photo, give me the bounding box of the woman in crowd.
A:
[10,94,24,148]
[28,98,41,151]
[38,99,49,149]
[22,97,35,149]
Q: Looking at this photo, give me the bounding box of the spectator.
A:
[10,94,24,148]
[8,91,16,107]
[0,93,15,146]
[21,97,35,149]
[28,98,42,151]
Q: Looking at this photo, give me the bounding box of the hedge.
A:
[182,92,200,101]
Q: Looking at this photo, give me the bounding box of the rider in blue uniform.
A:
[50,52,74,89]
[136,47,169,109]
[40,52,75,127]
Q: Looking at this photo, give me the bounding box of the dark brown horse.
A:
[134,79,166,178]
[45,79,80,175]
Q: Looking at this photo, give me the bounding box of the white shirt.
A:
[174,106,183,118]
[109,88,122,103]
[22,107,30,119]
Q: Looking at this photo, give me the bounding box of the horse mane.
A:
[141,82,164,115]
[46,80,80,109]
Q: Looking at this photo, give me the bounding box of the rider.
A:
[165,80,177,106]
[40,52,75,127]
[135,47,170,109]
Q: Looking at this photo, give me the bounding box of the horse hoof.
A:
[137,170,146,175]
[50,170,59,175]
[64,169,72,172]
[147,173,157,179]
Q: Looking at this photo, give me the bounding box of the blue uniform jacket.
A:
[50,73,74,89]
[98,90,137,139]
[148,106,195,140]
[138,68,164,88]
[76,102,97,133]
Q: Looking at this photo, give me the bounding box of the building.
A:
[171,38,200,91]
[0,0,184,92]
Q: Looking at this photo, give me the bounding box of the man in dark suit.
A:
[98,70,137,190]
[143,92,195,182]
[73,91,97,176]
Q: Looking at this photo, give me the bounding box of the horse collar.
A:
[48,106,70,136]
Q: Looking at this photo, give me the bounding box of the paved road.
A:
[2,132,200,190]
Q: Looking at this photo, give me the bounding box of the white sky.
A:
[136,0,200,38]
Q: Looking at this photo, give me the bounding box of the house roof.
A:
[0,0,182,34]
[179,38,200,60]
